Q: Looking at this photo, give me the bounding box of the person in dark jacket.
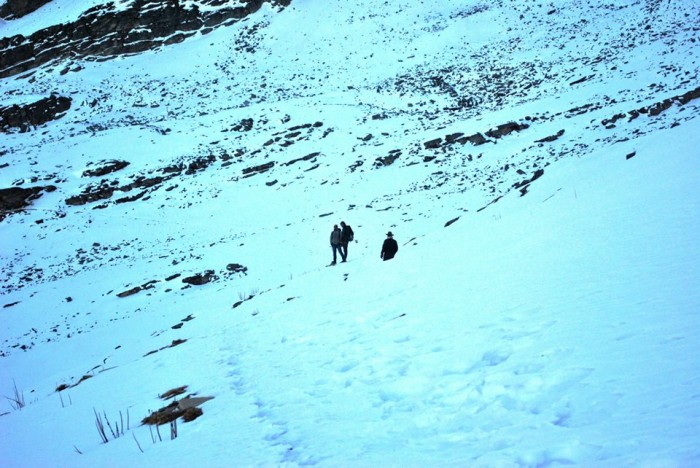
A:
[330,224,343,265]
[381,231,398,261]
[339,221,354,262]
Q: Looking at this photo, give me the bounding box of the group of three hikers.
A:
[329,221,398,265]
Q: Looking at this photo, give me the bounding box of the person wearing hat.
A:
[380,231,399,261]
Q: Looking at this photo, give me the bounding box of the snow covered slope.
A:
[1,0,699,465]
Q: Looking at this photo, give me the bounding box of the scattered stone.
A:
[232,118,253,132]
[226,264,248,274]
[374,150,401,168]
[513,169,545,196]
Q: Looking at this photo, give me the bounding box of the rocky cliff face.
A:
[0,0,291,78]
[0,0,52,20]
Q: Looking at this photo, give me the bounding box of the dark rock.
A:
[0,95,71,133]
[185,155,216,174]
[65,182,115,206]
[485,122,528,139]
[374,151,401,168]
[0,0,52,19]
[117,286,142,298]
[444,217,460,227]
[242,161,275,176]
[513,169,545,196]
[232,118,254,131]
[601,86,700,128]
[570,75,594,86]
[465,133,488,145]
[423,138,442,149]
[0,185,55,221]
[82,160,130,178]
[182,270,218,286]
[445,133,464,144]
[535,130,565,143]
[226,263,248,274]
[284,152,320,166]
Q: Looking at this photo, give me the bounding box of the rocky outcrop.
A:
[0,0,52,20]
[0,0,291,78]
[601,85,700,127]
[0,95,71,132]
[0,185,56,221]
[82,160,130,178]
[422,121,528,151]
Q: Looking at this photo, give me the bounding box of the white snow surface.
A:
[1,0,699,466]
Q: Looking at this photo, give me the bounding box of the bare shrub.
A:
[4,380,25,410]
[94,408,129,443]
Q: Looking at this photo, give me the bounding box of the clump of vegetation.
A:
[94,408,129,444]
[4,380,25,410]
[142,401,182,425]
[182,407,203,422]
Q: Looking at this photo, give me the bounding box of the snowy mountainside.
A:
[1,0,699,466]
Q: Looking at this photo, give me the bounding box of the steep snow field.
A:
[1,0,699,466]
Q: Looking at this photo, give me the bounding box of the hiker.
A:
[381,231,398,261]
[330,224,343,265]
[339,221,354,262]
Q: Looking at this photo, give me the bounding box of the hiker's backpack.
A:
[348,226,354,242]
